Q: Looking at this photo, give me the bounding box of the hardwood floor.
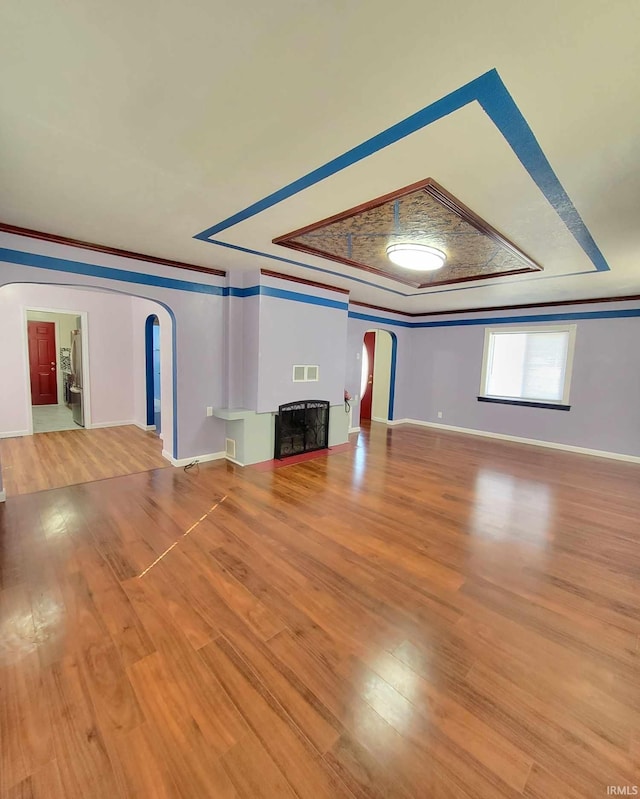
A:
[0,425,168,496]
[0,422,638,798]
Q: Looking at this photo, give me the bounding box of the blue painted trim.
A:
[144,315,156,426]
[259,285,348,310]
[170,308,178,458]
[477,73,608,273]
[349,310,413,328]
[388,332,398,420]
[0,247,225,295]
[349,307,640,329]
[227,285,261,298]
[195,68,609,292]
[195,72,485,238]
[0,245,349,312]
[228,283,348,310]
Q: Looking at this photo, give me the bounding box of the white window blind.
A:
[482,326,576,404]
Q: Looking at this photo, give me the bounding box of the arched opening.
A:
[145,314,161,434]
[360,328,397,423]
[0,281,177,460]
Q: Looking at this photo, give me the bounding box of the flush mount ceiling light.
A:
[386,243,446,271]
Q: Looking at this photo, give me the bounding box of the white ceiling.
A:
[1,0,638,312]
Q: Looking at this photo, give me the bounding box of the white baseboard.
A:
[225,455,246,467]
[0,490,6,502]
[162,449,226,467]
[0,429,30,439]
[89,420,135,429]
[371,416,389,423]
[134,422,156,432]
[387,418,640,463]
[349,426,361,434]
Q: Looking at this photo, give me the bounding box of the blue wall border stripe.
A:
[0,247,226,295]
[349,307,640,329]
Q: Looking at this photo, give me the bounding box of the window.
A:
[479,325,576,408]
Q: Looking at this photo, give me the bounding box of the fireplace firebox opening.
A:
[274,400,330,459]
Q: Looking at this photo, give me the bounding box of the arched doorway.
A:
[360,329,397,423]
[145,314,161,435]
[0,281,177,460]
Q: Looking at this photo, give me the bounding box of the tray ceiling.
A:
[0,0,638,313]
[273,179,541,289]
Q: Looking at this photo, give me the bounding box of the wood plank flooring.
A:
[0,425,168,496]
[0,422,639,798]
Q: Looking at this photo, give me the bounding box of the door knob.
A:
[51,361,55,365]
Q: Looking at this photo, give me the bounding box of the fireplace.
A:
[274,400,330,459]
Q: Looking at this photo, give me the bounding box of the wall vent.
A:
[292,364,319,382]
[225,438,236,459]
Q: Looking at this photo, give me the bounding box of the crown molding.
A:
[260,268,350,295]
[350,294,640,319]
[0,222,226,277]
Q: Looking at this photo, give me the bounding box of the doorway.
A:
[145,314,161,436]
[360,329,397,423]
[26,309,85,433]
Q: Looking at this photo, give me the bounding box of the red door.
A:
[28,321,58,405]
[360,331,376,421]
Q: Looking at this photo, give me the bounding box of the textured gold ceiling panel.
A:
[273,178,542,289]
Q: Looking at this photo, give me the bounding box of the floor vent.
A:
[225,438,236,459]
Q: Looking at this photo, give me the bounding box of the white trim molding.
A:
[89,420,136,429]
[162,450,226,467]
[135,422,157,432]
[0,429,30,439]
[381,419,640,463]
[349,426,361,434]
[0,490,6,503]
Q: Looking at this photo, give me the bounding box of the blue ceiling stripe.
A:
[194,73,484,239]
[477,73,609,271]
[194,68,610,290]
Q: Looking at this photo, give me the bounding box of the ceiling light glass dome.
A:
[386,243,446,271]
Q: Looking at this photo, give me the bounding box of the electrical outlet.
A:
[437,411,443,419]
[206,406,213,417]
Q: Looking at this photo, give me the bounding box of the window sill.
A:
[477,396,571,411]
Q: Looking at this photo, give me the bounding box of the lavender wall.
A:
[0,231,227,459]
[254,276,349,414]
[404,302,640,457]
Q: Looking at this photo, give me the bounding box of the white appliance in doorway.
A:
[70,328,85,427]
